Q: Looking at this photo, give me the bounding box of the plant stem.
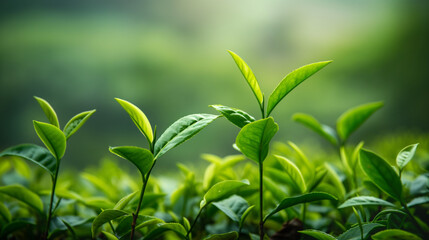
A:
[43,162,60,240]
[352,207,364,240]
[259,162,264,240]
[186,207,203,240]
[401,202,425,234]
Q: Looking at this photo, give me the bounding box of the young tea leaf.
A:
[336,102,383,142]
[396,143,418,171]
[274,155,306,193]
[0,184,43,213]
[210,104,255,128]
[115,98,153,144]
[236,117,279,163]
[92,209,129,237]
[407,196,429,208]
[228,50,264,107]
[337,223,384,240]
[34,96,60,128]
[63,110,96,140]
[114,191,138,210]
[33,121,66,160]
[299,229,337,240]
[292,113,338,146]
[212,195,250,222]
[101,231,119,240]
[109,146,154,180]
[0,144,57,177]
[204,231,238,240]
[0,202,11,222]
[154,114,219,159]
[267,61,331,116]
[200,180,249,209]
[359,149,402,201]
[143,223,187,240]
[338,196,395,209]
[371,229,422,240]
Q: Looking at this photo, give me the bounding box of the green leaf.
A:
[264,192,336,222]
[0,144,57,177]
[92,209,129,237]
[34,96,60,128]
[267,61,331,116]
[236,117,278,163]
[114,191,138,210]
[396,143,418,171]
[33,121,66,160]
[63,110,96,140]
[0,220,35,239]
[359,149,402,201]
[81,172,118,200]
[373,209,406,221]
[0,184,43,213]
[115,215,164,239]
[210,104,255,128]
[337,223,384,240]
[109,146,154,179]
[228,50,263,107]
[115,98,153,144]
[338,196,395,209]
[292,113,338,146]
[299,229,337,240]
[407,196,429,208]
[240,205,254,227]
[274,155,306,193]
[102,231,119,240]
[371,229,422,240]
[143,223,187,240]
[204,231,238,240]
[212,195,250,222]
[200,180,249,209]
[336,102,383,142]
[0,202,11,222]
[154,114,219,159]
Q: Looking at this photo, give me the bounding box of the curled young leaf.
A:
[33,121,66,160]
[34,96,60,128]
[274,155,306,193]
[109,146,154,180]
[210,104,255,128]
[396,143,418,171]
[200,180,249,209]
[63,110,96,140]
[292,113,338,146]
[92,209,129,237]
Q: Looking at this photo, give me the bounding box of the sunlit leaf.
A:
[92,209,129,237]
[338,196,395,209]
[114,191,138,210]
[115,98,153,144]
[396,143,418,171]
[292,113,338,146]
[204,231,238,240]
[274,155,306,193]
[0,144,57,177]
[0,184,43,213]
[63,110,96,140]
[267,61,331,116]
[407,196,429,208]
[325,163,346,200]
[143,223,187,240]
[236,117,278,163]
[359,149,402,201]
[228,50,263,107]
[212,195,249,222]
[154,114,219,159]
[33,121,66,160]
[102,231,119,240]
[0,202,11,222]
[337,223,384,240]
[299,229,337,240]
[371,229,422,240]
[201,180,249,209]
[34,96,59,128]
[109,146,154,179]
[210,104,255,128]
[336,102,383,142]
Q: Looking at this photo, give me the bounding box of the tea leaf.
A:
[63,110,96,140]
[267,61,331,116]
[264,192,337,221]
[212,195,249,222]
[210,105,255,128]
[101,231,119,240]
[359,149,402,201]
[0,202,11,222]
[336,102,383,142]
[109,146,154,179]
[337,223,384,240]
[115,98,153,144]
[34,96,60,128]
[200,180,249,209]
[228,50,263,107]
[143,223,187,240]
[338,196,395,209]
[396,143,418,171]
[0,221,35,239]
[92,209,129,237]
[373,209,406,221]
[371,229,422,240]
[0,184,43,213]
[204,231,238,240]
[292,113,338,146]
[33,121,66,160]
[116,215,164,239]
[81,172,118,200]
[0,144,57,177]
[407,196,429,208]
[299,229,337,240]
[154,114,219,159]
[274,155,306,193]
[236,117,278,163]
[240,205,254,228]
[114,191,138,210]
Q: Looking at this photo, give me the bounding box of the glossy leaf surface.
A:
[337,223,384,240]
[210,105,255,128]
[201,180,249,208]
[143,223,187,240]
[299,230,337,240]
[109,146,154,179]
[236,117,278,163]
[114,191,138,210]
[154,114,219,159]
[338,196,395,209]
[34,96,59,128]
[63,110,96,140]
[0,185,43,213]
[292,113,338,146]
[267,61,331,116]
[92,209,129,237]
[336,102,383,142]
[33,121,66,160]
[212,195,250,222]
[275,155,306,193]
[396,143,418,171]
[371,229,422,240]
[204,231,238,240]
[359,149,402,201]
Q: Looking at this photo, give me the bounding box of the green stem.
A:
[259,162,264,240]
[352,207,364,240]
[43,161,60,240]
[186,207,203,240]
[401,202,424,234]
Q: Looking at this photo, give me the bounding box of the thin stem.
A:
[352,207,364,240]
[186,207,203,240]
[259,162,264,240]
[401,202,425,234]
[43,162,60,240]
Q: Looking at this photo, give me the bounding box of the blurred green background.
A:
[1,0,428,171]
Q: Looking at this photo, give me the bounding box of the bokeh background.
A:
[1,0,428,172]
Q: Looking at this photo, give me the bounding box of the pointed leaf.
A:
[240,205,254,228]
[0,202,11,222]
[210,105,255,128]
[102,231,119,240]
[371,229,422,240]
[396,143,418,171]
[236,117,278,163]
[34,96,59,128]
[63,110,96,140]
[228,50,263,107]
[407,196,429,208]
[201,180,249,209]
[92,209,129,237]
[0,144,57,177]
[109,146,153,179]
[116,215,164,238]
[0,184,43,213]
[115,98,153,144]
[204,231,238,240]
[299,230,337,240]
[292,113,338,146]
[212,195,250,222]
[264,192,336,222]
[338,196,395,209]
[154,114,219,159]
[114,191,139,210]
[337,223,384,240]
[33,121,66,160]
[143,223,187,240]
[274,155,306,193]
[267,61,331,116]
[359,149,402,201]
[336,102,383,142]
